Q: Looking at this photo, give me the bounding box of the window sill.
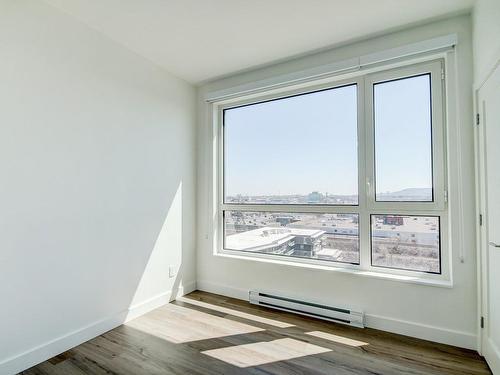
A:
[214,251,453,288]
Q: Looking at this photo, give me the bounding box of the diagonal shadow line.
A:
[172,298,294,329]
[123,304,371,355]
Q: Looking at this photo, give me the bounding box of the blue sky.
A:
[224,75,432,197]
[374,74,432,195]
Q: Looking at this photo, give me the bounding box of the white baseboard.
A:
[197,280,248,300]
[0,281,196,375]
[484,338,500,375]
[196,280,477,350]
[364,314,476,350]
[125,281,196,321]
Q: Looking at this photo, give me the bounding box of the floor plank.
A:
[21,291,492,375]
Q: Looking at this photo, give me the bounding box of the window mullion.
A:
[358,75,372,270]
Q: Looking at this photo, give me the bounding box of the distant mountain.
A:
[384,188,432,196]
[378,188,432,201]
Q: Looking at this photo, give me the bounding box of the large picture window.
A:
[215,60,447,277]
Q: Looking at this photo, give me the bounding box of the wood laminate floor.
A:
[21,291,492,375]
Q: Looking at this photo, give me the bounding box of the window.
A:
[224,84,358,205]
[373,74,433,202]
[215,60,447,278]
[371,215,440,273]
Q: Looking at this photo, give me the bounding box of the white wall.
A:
[196,15,478,349]
[0,1,196,373]
[472,0,500,84]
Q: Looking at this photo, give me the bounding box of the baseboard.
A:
[197,280,248,300]
[125,281,196,321]
[484,338,500,375]
[196,280,477,350]
[364,314,477,350]
[0,281,196,375]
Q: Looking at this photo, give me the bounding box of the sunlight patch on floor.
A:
[201,338,330,367]
[176,296,294,328]
[126,303,263,344]
[306,331,368,347]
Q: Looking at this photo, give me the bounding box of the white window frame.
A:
[212,58,449,283]
[364,61,447,212]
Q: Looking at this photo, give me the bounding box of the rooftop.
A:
[373,216,439,234]
[226,227,325,252]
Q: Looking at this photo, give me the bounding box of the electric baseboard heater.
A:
[249,290,364,328]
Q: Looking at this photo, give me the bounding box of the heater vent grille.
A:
[249,291,364,328]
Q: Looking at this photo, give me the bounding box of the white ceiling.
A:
[44,0,475,84]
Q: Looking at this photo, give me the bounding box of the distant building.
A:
[275,216,299,226]
[307,191,324,203]
[226,227,325,257]
[384,215,404,226]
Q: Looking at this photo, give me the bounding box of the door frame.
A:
[474,82,487,354]
[474,57,500,360]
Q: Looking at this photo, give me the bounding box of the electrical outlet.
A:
[168,265,177,278]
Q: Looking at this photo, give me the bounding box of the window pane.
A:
[371,215,440,273]
[373,74,433,202]
[224,211,359,264]
[224,85,358,205]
